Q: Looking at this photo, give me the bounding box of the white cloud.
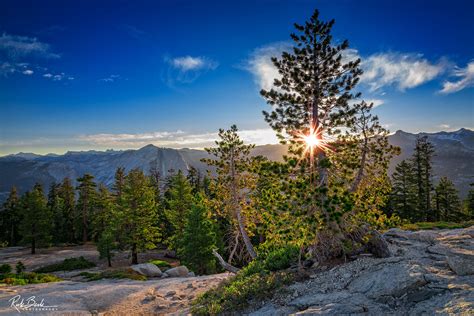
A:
[170,56,218,72]
[53,73,65,81]
[0,33,60,59]
[163,55,218,86]
[245,42,288,91]
[439,124,450,129]
[439,61,474,94]
[0,62,17,76]
[246,45,448,92]
[78,128,278,149]
[40,72,74,81]
[0,33,74,81]
[365,99,384,108]
[360,52,448,91]
[99,74,121,82]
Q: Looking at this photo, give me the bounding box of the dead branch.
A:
[212,249,240,274]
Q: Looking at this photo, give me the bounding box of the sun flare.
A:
[303,133,320,148]
[295,125,332,155]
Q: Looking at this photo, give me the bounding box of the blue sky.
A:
[0,0,473,155]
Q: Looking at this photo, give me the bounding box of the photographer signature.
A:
[8,295,58,313]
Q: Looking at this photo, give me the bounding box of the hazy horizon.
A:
[1,127,472,157]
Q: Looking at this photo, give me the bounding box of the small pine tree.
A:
[19,184,52,254]
[390,160,417,220]
[15,261,26,274]
[113,167,126,203]
[97,231,116,267]
[92,184,116,241]
[178,195,217,275]
[187,166,202,194]
[434,177,462,221]
[0,186,21,246]
[164,170,193,249]
[465,184,474,219]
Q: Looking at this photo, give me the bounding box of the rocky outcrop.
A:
[248,226,474,315]
[130,263,163,277]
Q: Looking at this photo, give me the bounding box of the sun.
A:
[303,133,320,148]
[295,125,332,155]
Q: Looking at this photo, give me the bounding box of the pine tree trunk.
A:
[10,221,15,246]
[31,224,36,254]
[131,243,138,264]
[236,209,257,259]
[227,231,239,264]
[230,148,257,260]
[82,192,88,243]
[107,253,112,267]
[350,132,369,193]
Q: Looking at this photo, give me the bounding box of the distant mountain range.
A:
[0,129,472,202]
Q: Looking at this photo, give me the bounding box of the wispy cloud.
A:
[169,56,218,72]
[0,32,75,81]
[246,44,450,93]
[0,33,60,59]
[163,55,218,86]
[78,128,278,149]
[0,62,35,76]
[41,72,73,81]
[365,99,385,108]
[439,124,450,129]
[244,42,288,91]
[99,74,121,83]
[360,52,448,91]
[439,61,474,94]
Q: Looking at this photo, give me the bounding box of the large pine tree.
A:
[59,177,76,243]
[411,136,435,221]
[259,9,395,260]
[121,168,161,264]
[76,174,97,243]
[48,182,64,244]
[0,187,21,246]
[19,184,52,254]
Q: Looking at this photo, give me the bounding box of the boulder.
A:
[130,263,162,277]
[165,266,189,277]
[446,249,474,275]
[348,262,427,302]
